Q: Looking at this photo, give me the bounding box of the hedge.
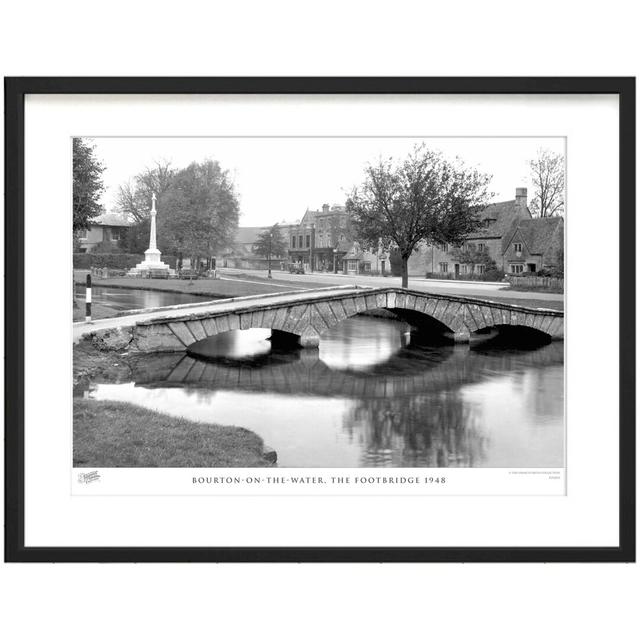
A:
[73,253,178,269]
[424,270,505,283]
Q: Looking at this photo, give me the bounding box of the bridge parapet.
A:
[121,286,563,353]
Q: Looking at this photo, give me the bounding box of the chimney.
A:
[515,187,527,208]
[322,203,330,215]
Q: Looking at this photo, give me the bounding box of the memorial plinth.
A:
[128,193,171,276]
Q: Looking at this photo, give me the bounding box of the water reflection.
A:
[82,316,564,468]
[75,285,208,312]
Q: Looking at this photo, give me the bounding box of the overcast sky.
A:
[89,137,565,227]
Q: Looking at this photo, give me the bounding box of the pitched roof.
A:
[467,199,531,240]
[336,239,354,253]
[507,217,563,254]
[342,241,365,260]
[300,205,346,227]
[92,212,134,227]
[234,226,269,244]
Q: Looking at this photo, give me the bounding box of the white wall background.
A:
[1,2,638,640]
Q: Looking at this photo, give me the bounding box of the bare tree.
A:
[115,160,174,223]
[529,149,565,217]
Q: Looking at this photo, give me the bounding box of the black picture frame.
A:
[4,76,635,563]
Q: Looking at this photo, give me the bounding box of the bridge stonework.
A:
[123,287,563,353]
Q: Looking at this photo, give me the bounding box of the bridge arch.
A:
[127,288,563,353]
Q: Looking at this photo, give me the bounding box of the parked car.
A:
[287,263,305,274]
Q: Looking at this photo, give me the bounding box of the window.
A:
[439,262,449,273]
[514,242,523,253]
[510,264,525,274]
[77,228,88,240]
[299,235,303,248]
[110,228,121,241]
[306,235,310,248]
[476,264,485,274]
[292,236,296,248]
[478,243,485,252]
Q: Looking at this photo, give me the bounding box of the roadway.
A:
[218,267,564,304]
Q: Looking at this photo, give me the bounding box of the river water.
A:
[75,285,208,312]
[83,307,565,468]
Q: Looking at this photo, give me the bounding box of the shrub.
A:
[90,240,125,254]
[73,253,178,270]
[425,270,505,283]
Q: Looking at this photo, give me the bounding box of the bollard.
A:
[85,274,92,322]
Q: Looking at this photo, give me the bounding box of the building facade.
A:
[287,203,388,273]
[407,187,563,277]
[288,204,348,271]
[76,212,133,253]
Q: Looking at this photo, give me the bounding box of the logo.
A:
[78,470,101,484]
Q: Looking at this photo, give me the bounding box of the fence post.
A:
[85,274,92,322]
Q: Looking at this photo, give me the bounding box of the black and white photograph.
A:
[5,76,632,566]
[73,136,565,471]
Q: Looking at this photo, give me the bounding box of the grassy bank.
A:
[74,398,274,467]
[505,284,564,295]
[73,301,120,322]
[73,271,322,298]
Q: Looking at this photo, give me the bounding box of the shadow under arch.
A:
[471,324,553,349]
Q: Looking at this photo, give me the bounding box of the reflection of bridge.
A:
[78,285,564,351]
[122,341,564,400]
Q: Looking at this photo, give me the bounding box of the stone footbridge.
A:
[77,285,564,353]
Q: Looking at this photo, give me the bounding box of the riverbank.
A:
[74,271,564,312]
[73,338,277,467]
[73,271,323,299]
[74,398,275,467]
[73,301,120,322]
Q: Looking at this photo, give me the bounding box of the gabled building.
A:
[288,204,350,271]
[502,216,563,274]
[407,187,563,277]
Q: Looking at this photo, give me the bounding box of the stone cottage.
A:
[407,187,563,277]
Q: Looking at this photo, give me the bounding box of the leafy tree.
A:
[73,138,105,231]
[529,149,565,217]
[159,160,240,264]
[252,224,288,259]
[346,145,493,287]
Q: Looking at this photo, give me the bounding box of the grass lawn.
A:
[74,399,274,467]
[73,271,323,298]
[72,270,563,313]
[505,284,564,295]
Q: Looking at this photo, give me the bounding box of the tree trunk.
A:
[401,256,409,288]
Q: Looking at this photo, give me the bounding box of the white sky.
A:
[89,137,565,227]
